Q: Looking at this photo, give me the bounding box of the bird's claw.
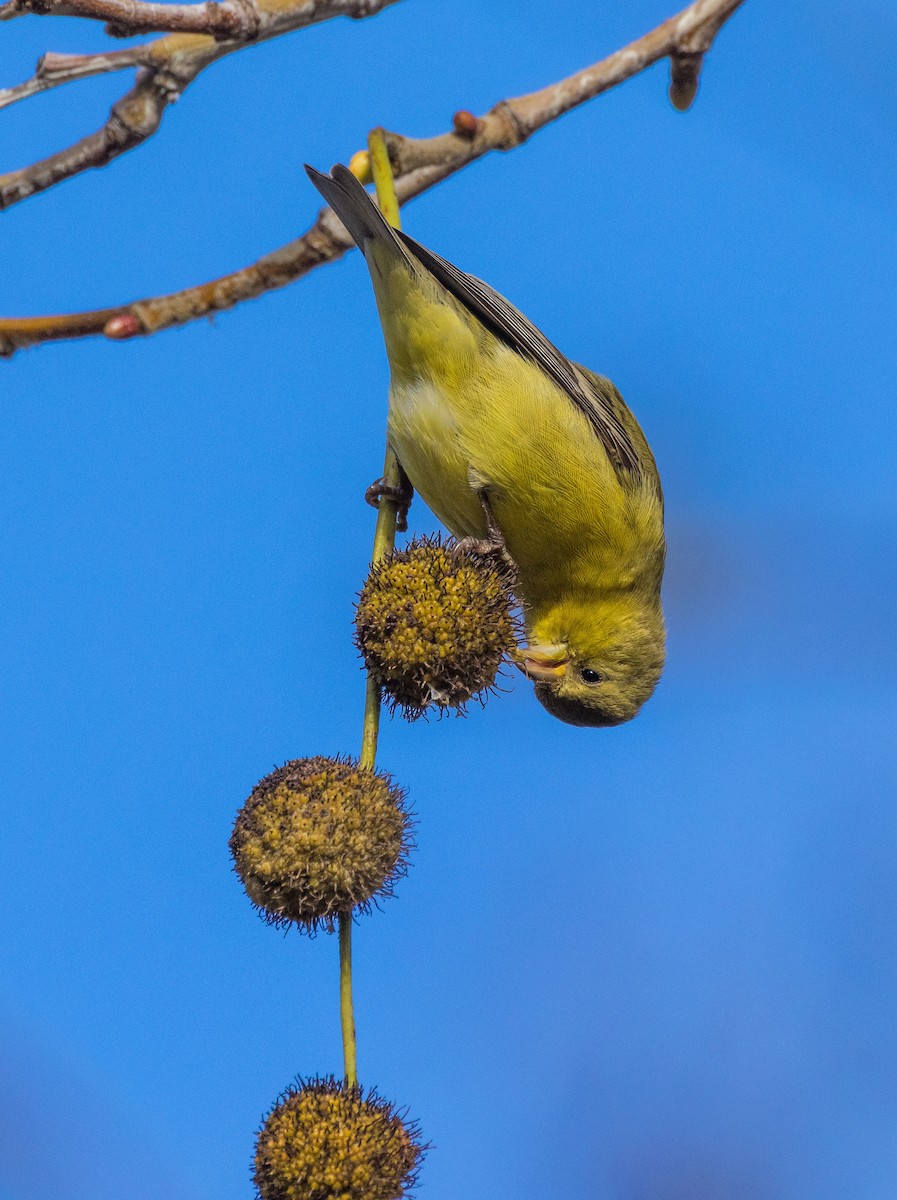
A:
[365,471,413,533]
[453,490,518,577]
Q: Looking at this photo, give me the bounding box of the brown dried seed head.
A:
[230,756,412,933]
[255,1078,424,1200]
[355,535,518,720]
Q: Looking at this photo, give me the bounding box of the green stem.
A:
[338,911,358,1087]
[338,129,403,1089]
[368,126,402,230]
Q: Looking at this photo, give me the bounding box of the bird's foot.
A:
[365,469,413,533]
[453,491,518,577]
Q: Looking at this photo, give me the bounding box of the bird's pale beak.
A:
[514,642,570,682]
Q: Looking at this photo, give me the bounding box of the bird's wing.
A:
[397,230,644,478]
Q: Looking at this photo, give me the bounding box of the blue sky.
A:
[2,3,897,1198]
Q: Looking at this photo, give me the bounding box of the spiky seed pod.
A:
[355,535,518,719]
[230,756,412,933]
[254,1077,424,1200]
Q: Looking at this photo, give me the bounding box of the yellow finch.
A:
[307,164,665,727]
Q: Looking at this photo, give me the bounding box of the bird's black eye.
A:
[580,668,604,685]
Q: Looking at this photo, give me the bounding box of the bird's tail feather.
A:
[305,163,407,257]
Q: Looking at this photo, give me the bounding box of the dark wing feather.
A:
[397,229,643,477]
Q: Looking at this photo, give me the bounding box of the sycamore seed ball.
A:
[355,535,517,719]
[255,1078,424,1200]
[230,756,412,933]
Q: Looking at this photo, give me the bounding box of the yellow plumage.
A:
[308,164,666,727]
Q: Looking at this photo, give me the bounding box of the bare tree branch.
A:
[1,0,262,39]
[0,0,401,208]
[0,0,393,38]
[0,53,203,209]
[0,0,747,357]
[381,0,745,175]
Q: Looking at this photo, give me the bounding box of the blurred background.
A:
[2,2,896,1197]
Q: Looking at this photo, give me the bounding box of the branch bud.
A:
[348,150,373,184]
[103,312,142,339]
[452,109,479,138]
[669,52,703,111]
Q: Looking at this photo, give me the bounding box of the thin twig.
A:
[0,0,746,356]
[0,48,148,111]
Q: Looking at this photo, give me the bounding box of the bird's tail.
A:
[305,163,407,256]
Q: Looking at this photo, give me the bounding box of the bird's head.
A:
[516,597,665,727]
